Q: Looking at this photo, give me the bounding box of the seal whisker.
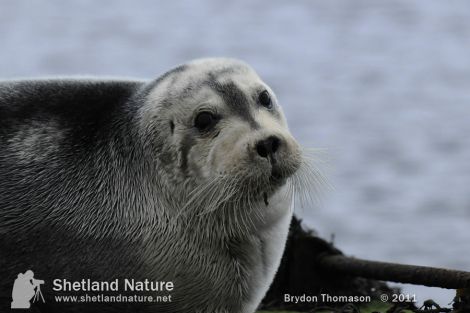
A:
[200,177,236,215]
[284,148,330,210]
[178,176,221,217]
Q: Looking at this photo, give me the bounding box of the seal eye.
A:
[259,90,272,109]
[195,112,216,131]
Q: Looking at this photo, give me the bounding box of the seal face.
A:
[141,59,302,217]
[0,58,315,313]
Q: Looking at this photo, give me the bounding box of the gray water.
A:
[1,0,469,306]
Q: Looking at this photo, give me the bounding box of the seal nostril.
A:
[256,142,268,158]
[256,136,281,158]
[270,136,280,154]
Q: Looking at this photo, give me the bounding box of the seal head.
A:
[140,58,302,226]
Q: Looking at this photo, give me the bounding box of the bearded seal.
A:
[0,58,317,313]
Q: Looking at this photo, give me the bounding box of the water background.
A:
[1,0,470,306]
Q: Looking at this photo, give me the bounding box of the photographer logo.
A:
[9,273,174,307]
[11,270,45,309]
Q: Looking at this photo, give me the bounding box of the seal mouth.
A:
[260,166,289,206]
[269,161,291,185]
[270,170,286,185]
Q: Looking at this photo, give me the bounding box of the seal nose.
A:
[256,136,281,158]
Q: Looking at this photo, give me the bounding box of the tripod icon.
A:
[32,282,45,303]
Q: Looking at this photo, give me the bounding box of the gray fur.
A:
[207,79,259,129]
[0,58,316,313]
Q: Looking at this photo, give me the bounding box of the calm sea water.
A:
[1,0,469,306]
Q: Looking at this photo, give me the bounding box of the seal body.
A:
[0,59,303,312]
